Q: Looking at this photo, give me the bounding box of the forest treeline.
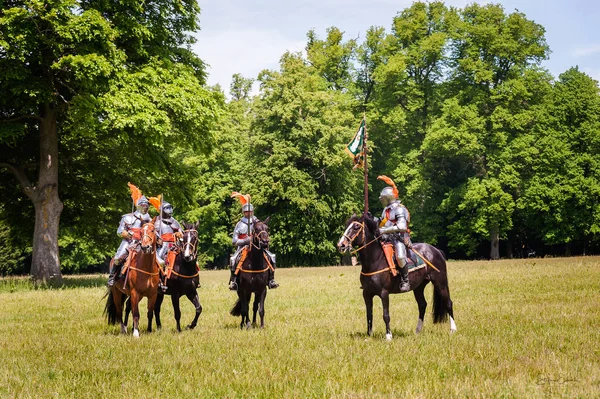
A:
[1,1,599,279]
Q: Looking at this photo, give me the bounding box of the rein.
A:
[128,266,160,276]
[240,230,270,274]
[180,228,198,258]
[344,220,390,277]
[250,230,269,250]
[344,221,379,254]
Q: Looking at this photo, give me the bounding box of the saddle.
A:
[380,242,423,276]
[233,246,274,275]
[164,247,179,279]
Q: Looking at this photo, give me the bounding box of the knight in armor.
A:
[108,195,152,287]
[154,201,183,293]
[375,175,412,293]
[155,202,183,266]
[228,202,279,291]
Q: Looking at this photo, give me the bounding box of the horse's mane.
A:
[346,213,378,236]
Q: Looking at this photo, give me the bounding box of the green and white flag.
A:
[345,118,365,168]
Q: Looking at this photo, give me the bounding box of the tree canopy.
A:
[1,1,599,277]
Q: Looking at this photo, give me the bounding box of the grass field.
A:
[1,257,599,398]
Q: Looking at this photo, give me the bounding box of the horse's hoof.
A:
[385,333,393,341]
[415,319,424,334]
[133,330,140,338]
[450,317,457,333]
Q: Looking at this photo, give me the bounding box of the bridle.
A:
[181,228,198,259]
[140,224,156,252]
[341,219,379,254]
[251,228,269,250]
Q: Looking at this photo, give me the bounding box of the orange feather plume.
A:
[231,191,251,206]
[148,195,162,212]
[127,182,143,205]
[377,175,399,199]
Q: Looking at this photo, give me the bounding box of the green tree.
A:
[247,51,362,265]
[431,3,549,258]
[0,0,220,282]
[519,68,600,254]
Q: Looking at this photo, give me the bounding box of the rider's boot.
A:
[229,269,238,291]
[399,264,410,293]
[268,269,279,289]
[107,259,122,288]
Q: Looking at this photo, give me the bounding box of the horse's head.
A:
[181,221,199,263]
[337,212,378,253]
[140,223,156,253]
[253,217,270,249]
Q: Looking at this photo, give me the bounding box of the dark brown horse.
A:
[337,214,456,340]
[105,222,160,337]
[154,222,203,332]
[230,218,271,329]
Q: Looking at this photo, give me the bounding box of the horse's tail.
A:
[230,298,242,316]
[432,285,449,323]
[104,289,118,325]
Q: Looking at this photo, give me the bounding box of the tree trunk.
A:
[490,226,500,260]
[30,104,63,284]
[505,234,514,259]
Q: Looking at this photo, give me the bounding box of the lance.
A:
[411,248,440,273]
[159,194,163,238]
[363,113,369,216]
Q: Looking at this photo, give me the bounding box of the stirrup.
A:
[399,281,410,293]
[268,280,279,289]
[229,280,238,291]
[107,275,115,287]
[158,281,168,293]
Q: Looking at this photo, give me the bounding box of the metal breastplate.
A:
[156,218,177,234]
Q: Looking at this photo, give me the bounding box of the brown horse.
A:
[337,214,456,340]
[230,218,271,329]
[105,222,160,337]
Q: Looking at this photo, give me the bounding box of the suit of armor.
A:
[114,210,152,263]
[155,216,182,266]
[376,185,411,292]
[378,200,410,268]
[108,195,151,288]
[228,202,278,290]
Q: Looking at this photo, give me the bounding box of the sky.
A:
[193,0,600,95]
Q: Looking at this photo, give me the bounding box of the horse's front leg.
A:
[185,291,202,330]
[381,290,392,341]
[252,293,259,327]
[363,289,374,337]
[130,291,141,338]
[171,294,182,332]
[243,292,252,330]
[154,293,165,330]
[147,292,157,333]
[258,290,267,329]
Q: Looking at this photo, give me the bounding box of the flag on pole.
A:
[345,118,366,169]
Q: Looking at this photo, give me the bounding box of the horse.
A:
[104,221,160,337]
[230,218,271,329]
[153,222,203,332]
[337,213,456,340]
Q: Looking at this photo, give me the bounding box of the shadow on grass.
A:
[0,274,107,293]
[349,328,412,340]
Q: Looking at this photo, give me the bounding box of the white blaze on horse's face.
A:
[184,232,192,258]
[337,223,355,253]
